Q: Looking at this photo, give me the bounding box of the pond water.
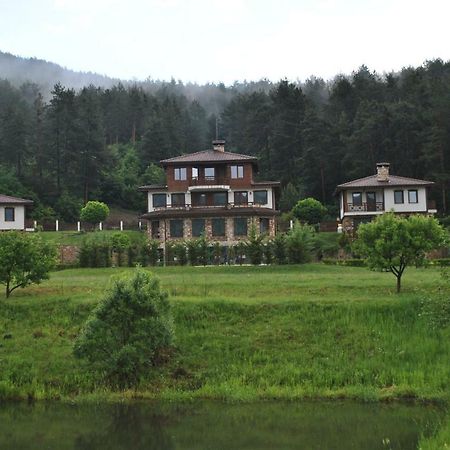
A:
[0,400,444,450]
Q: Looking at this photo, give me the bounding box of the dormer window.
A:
[174,167,187,181]
[231,165,244,179]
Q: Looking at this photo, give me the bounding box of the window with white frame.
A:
[408,190,418,203]
[231,165,244,179]
[174,167,187,181]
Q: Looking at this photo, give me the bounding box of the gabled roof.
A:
[0,194,33,205]
[161,149,257,165]
[336,174,434,191]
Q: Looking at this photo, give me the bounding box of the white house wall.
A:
[384,187,427,213]
[0,205,25,230]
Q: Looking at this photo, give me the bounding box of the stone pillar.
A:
[205,219,213,240]
[225,217,234,243]
[184,219,192,239]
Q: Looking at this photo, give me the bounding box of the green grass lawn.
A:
[0,264,448,405]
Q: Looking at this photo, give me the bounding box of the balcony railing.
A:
[152,202,267,211]
[347,202,384,212]
[190,176,230,186]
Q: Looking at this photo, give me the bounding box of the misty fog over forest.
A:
[0,50,449,222]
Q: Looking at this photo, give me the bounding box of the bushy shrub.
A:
[80,201,110,226]
[291,198,327,225]
[0,232,56,298]
[74,270,174,388]
[285,221,315,264]
[79,236,112,268]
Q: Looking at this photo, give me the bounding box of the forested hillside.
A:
[0,55,449,221]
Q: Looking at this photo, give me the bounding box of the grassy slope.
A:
[0,265,448,405]
[38,230,144,246]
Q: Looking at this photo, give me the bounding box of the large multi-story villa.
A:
[337,162,437,231]
[140,140,280,244]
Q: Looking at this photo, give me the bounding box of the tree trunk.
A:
[6,280,10,298]
[396,275,401,293]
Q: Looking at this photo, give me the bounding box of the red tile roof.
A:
[161,149,257,165]
[0,194,33,205]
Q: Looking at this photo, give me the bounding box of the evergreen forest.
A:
[0,54,449,221]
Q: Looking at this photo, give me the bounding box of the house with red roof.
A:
[336,163,437,231]
[0,194,33,231]
[139,140,280,244]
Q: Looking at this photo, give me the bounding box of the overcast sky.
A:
[1,0,449,84]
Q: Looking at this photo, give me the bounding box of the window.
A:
[231,165,244,179]
[394,190,404,204]
[192,219,205,237]
[192,167,199,180]
[212,192,227,206]
[170,219,184,238]
[192,192,206,207]
[352,192,362,206]
[153,193,166,208]
[234,218,247,236]
[212,218,225,236]
[174,167,187,181]
[408,190,418,203]
[234,191,248,205]
[4,207,15,222]
[260,218,270,234]
[204,167,215,179]
[171,193,185,207]
[254,190,268,205]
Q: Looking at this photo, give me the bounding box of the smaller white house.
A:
[336,163,436,231]
[0,194,33,231]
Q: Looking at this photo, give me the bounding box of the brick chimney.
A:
[212,139,225,152]
[376,162,390,182]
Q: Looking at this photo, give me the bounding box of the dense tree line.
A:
[0,59,448,221]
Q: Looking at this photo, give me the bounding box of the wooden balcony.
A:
[346,202,384,212]
[190,176,230,186]
[152,202,265,211]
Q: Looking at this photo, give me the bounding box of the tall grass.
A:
[0,265,448,403]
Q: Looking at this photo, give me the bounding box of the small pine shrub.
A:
[147,239,160,266]
[245,224,264,265]
[74,270,174,388]
[186,239,201,266]
[286,221,315,264]
[172,241,188,266]
[272,233,287,264]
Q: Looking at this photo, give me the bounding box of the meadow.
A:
[0,264,448,405]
